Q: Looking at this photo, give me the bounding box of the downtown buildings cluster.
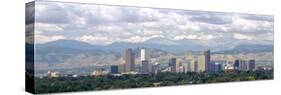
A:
[91,48,257,76]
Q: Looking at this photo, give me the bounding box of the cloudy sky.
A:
[27,1,274,48]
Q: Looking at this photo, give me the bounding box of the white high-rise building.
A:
[141,48,152,73]
[141,48,149,61]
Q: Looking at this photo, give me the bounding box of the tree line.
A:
[33,70,273,94]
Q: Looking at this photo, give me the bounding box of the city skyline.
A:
[114,48,258,75]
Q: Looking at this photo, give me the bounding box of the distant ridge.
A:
[36,39,273,54]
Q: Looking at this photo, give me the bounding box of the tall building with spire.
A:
[125,48,135,72]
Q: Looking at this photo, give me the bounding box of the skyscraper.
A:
[140,48,151,73]
[152,62,160,74]
[176,59,182,73]
[238,60,247,71]
[169,58,177,73]
[189,60,197,72]
[209,61,216,72]
[214,62,223,72]
[234,59,240,70]
[125,48,135,72]
[198,56,206,72]
[204,49,211,72]
[248,59,255,71]
[141,60,149,74]
[140,48,149,61]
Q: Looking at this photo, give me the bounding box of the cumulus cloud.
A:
[124,35,165,43]
[36,2,71,24]
[233,33,254,40]
[32,1,274,47]
[35,23,63,33]
[35,35,65,44]
[173,34,216,40]
[76,35,111,45]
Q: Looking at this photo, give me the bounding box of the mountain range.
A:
[27,39,273,71]
[35,39,273,53]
